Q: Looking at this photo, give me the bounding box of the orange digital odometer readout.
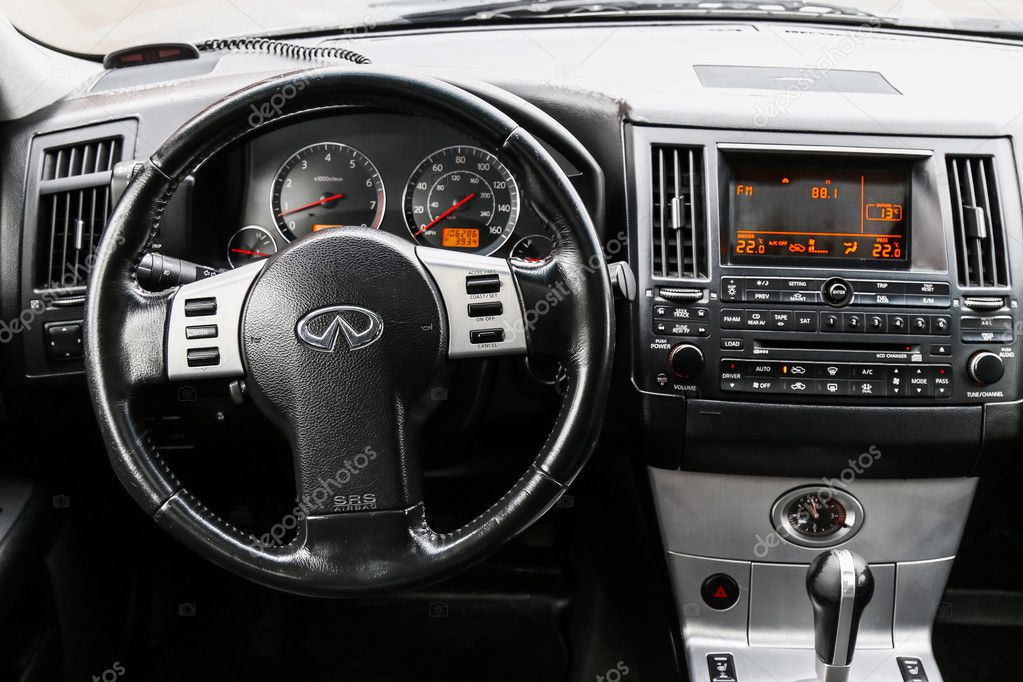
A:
[441,228,480,248]
[727,157,911,266]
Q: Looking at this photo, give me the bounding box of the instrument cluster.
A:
[205,113,554,271]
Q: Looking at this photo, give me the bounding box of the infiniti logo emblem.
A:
[296,306,384,352]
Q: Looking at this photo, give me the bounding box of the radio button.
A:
[745,310,770,329]
[794,311,819,331]
[843,313,864,332]
[888,314,908,332]
[721,310,744,329]
[721,277,744,302]
[910,316,930,334]
[930,315,951,336]
[867,315,886,333]
[822,313,841,331]
[770,310,794,330]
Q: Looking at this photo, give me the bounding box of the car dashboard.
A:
[2,16,1022,682]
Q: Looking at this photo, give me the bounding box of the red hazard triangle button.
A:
[701,574,740,611]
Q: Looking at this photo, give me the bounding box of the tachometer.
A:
[403,146,520,255]
[270,142,385,241]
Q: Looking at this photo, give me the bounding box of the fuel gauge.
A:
[510,234,554,264]
[227,226,277,268]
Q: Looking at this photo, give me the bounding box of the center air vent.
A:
[651,145,707,279]
[30,131,129,293]
[946,155,1009,288]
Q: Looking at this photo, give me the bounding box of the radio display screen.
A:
[726,156,911,267]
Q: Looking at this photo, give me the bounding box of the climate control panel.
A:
[636,274,1019,406]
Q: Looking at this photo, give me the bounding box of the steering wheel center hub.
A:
[240,227,447,512]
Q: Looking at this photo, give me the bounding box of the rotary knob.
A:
[669,344,704,380]
[968,351,1004,387]
[821,277,853,307]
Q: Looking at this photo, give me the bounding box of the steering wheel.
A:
[84,67,614,596]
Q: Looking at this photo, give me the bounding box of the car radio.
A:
[631,137,1021,407]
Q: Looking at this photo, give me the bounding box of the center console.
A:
[626,127,1023,682]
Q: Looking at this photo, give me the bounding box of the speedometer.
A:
[270,142,385,242]
[403,146,520,256]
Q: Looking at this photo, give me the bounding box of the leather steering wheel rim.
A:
[84,67,614,597]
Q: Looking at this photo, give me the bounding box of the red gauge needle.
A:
[276,193,343,218]
[415,193,476,236]
[230,248,271,258]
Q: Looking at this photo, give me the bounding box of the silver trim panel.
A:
[416,247,528,359]
[166,261,264,380]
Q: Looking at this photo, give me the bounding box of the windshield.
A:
[3,0,1023,56]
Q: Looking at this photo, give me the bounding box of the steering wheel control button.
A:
[669,343,704,380]
[822,277,853,307]
[468,302,503,318]
[707,654,738,682]
[184,296,217,317]
[186,347,220,367]
[897,657,929,682]
[44,321,83,361]
[469,328,505,344]
[465,273,501,295]
[701,574,740,611]
[968,351,1005,386]
[185,324,218,340]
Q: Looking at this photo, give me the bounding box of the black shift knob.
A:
[806,550,874,672]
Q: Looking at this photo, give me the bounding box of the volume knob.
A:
[669,344,705,380]
[968,351,1004,387]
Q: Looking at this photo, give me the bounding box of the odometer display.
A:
[404,146,520,255]
[271,142,385,241]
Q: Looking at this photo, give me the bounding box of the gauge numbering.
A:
[403,146,520,256]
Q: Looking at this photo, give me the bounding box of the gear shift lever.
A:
[806,549,874,682]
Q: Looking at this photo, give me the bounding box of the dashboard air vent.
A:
[946,156,1009,288]
[651,145,706,279]
[41,137,122,180]
[38,186,114,290]
[33,133,126,292]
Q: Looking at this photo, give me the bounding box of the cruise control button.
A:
[186,347,220,367]
[469,328,505,344]
[465,274,501,295]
